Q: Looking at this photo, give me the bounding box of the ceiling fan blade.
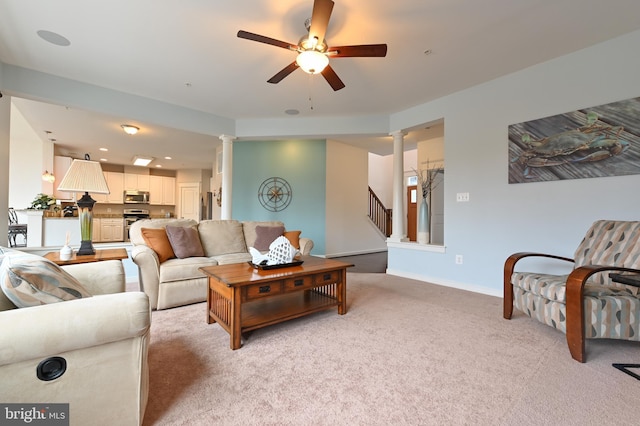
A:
[309,0,334,43]
[321,65,345,91]
[267,62,300,84]
[328,44,388,58]
[237,30,297,50]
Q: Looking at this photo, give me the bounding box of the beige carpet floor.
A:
[142,273,640,425]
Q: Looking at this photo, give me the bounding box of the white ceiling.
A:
[2,0,640,169]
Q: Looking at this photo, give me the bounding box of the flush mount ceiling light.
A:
[132,156,154,167]
[121,124,140,135]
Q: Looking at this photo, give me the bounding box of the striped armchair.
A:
[503,220,640,362]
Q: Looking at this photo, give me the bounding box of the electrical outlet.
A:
[107,208,111,213]
[456,192,470,202]
[161,209,165,214]
[455,255,463,264]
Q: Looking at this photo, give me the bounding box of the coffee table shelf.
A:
[200,256,352,349]
[241,288,338,331]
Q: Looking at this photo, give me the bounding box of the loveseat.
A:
[130,219,314,310]
[0,248,150,425]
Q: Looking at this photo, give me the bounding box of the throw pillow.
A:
[165,225,205,259]
[283,230,302,249]
[253,225,285,251]
[0,250,92,308]
[140,227,175,263]
[198,220,247,257]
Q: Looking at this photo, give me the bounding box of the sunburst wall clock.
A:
[258,177,293,212]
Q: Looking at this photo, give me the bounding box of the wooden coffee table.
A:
[200,256,353,349]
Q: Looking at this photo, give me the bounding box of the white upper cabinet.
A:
[149,175,176,205]
[92,172,124,204]
[124,173,150,191]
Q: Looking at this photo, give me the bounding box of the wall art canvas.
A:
[508,97,640,184]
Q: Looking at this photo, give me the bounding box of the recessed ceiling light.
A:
[164,156,172,160]
[155,165,163,168]
[37,30,71,47]
[100,158,108,162]
[99,147,108,152]
[285,109,299,115]
[423,49,433,56]
[132,156,153,166]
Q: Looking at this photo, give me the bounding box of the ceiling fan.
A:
[237,0,387,91]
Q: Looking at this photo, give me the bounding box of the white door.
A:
[179,183,201,221]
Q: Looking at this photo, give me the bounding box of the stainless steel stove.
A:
[123,208,150,241]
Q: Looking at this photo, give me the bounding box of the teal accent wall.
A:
[232,139,326,254]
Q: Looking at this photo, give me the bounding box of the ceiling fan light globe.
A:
[296,50,329,74]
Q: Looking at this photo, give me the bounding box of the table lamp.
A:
[56,156,110,255]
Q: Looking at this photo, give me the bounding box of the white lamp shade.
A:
[57,159,110,194]
[296,50,329,74]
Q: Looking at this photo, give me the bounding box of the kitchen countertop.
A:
[44,214,125,219]
[43,217,78,220]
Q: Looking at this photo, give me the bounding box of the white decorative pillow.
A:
[0,249,92,308]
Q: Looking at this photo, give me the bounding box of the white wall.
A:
[9,102,45,210]
[326,140,388,256]
[0,93,10,244]
[387,30,640,296]
[368,153,393,207]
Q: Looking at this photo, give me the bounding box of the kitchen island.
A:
[43,216,125,246]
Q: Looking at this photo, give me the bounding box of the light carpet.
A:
[142,273,639,425]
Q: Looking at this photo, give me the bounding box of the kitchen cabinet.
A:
[149,176,176,205]
[99,218,124,242]
[92,172,124,204]
[124,173,150,191]
[92,218,101,242]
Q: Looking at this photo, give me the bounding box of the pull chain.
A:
[308,74,315,111]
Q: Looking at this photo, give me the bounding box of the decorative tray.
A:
[248,260,304,270]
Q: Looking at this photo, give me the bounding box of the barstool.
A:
[8,208,28,247]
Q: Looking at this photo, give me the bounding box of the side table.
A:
[44,247,128,265]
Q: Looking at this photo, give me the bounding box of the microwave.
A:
[124,190,150,204]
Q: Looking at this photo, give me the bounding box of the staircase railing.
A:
[368,186,392,237]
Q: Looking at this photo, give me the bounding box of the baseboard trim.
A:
[386,268,502,298]
[326,248,388,258]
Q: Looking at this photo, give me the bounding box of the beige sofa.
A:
[130,219,314,310]
[0,252,150,426]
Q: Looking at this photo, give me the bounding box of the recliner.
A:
[504,220,640,362]
[0,253,150,425]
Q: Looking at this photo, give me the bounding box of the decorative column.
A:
[219,134,235,220]
[388,130,408,242]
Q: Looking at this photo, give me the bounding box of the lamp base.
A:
[77,240,95,256]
